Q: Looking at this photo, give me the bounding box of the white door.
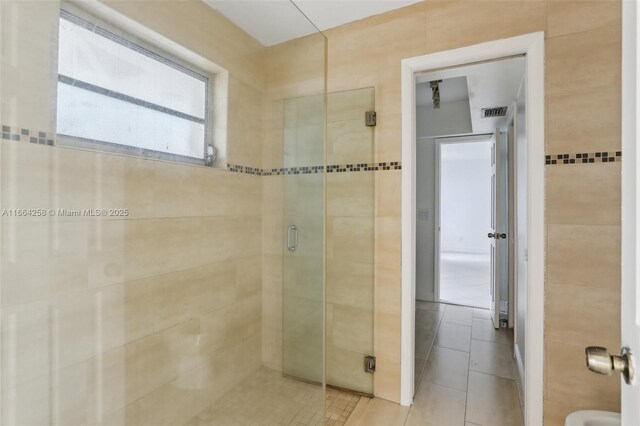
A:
[489,128,508,329]
[621,1,639,423]
[621,157,640,425]
[584,4,638,418]
[489,130,500,329]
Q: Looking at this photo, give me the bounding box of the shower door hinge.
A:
[364,355,376,373]
[365,111,377,127]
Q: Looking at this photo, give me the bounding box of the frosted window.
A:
[56,11,209,161]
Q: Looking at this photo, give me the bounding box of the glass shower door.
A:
[0,1,328,424]
[325,88,375,395]
[281,87,375,405]
[282,94,325,384]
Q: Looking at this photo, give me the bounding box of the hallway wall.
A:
[323,1,622,421]
[415,96,473,302]
[415,138,436,301]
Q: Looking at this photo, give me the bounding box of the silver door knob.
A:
[488,232,495,238]
[585,346,634,384]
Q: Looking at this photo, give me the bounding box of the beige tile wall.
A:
[1,144,264,424]
[320,1,623,420]
[1,0,624,423]
[0,0,268,423]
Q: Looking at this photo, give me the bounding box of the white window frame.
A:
[56,7,216,166]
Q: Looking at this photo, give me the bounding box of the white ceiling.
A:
[416,57,526,134]
[204,0,422,46]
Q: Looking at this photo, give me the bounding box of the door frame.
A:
[505,100,518,331]
[433,134,494,307]
[400,32,545,426]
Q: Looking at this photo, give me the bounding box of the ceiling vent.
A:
[481,106,508,118]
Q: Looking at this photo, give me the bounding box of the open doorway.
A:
[401,32,545,425]
[415,56,525,320]
[436,135,492,309]
[410,53,532,424]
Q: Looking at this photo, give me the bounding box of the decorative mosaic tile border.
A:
[2,125,402,176]
[10,125,619,173]
[2,125,55,146]
[227,162,401,176]
[261,165,326,176]
[328,162,401,172]
[545,151,622,165]
[227,164,263,175]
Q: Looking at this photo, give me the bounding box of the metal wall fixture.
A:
[430,80,442,109]
[365,111,377,127]
[364,355,376,373]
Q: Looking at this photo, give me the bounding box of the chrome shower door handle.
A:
[287,225,298,251]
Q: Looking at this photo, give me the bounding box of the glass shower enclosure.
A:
[281,87,376,398]
[0,0,328,424]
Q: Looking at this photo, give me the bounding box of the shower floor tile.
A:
[186,367,360,426]
[325,388,361,426]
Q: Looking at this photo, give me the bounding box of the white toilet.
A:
[565,410,621,426]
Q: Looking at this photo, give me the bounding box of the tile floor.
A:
[187,303,522,426]
[325,388,361,426]
[344,397,410,426]
[186,367,361,426]
[439,252,491,309]
[411,302,523,426]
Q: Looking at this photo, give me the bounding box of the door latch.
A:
[487,232,507,239]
